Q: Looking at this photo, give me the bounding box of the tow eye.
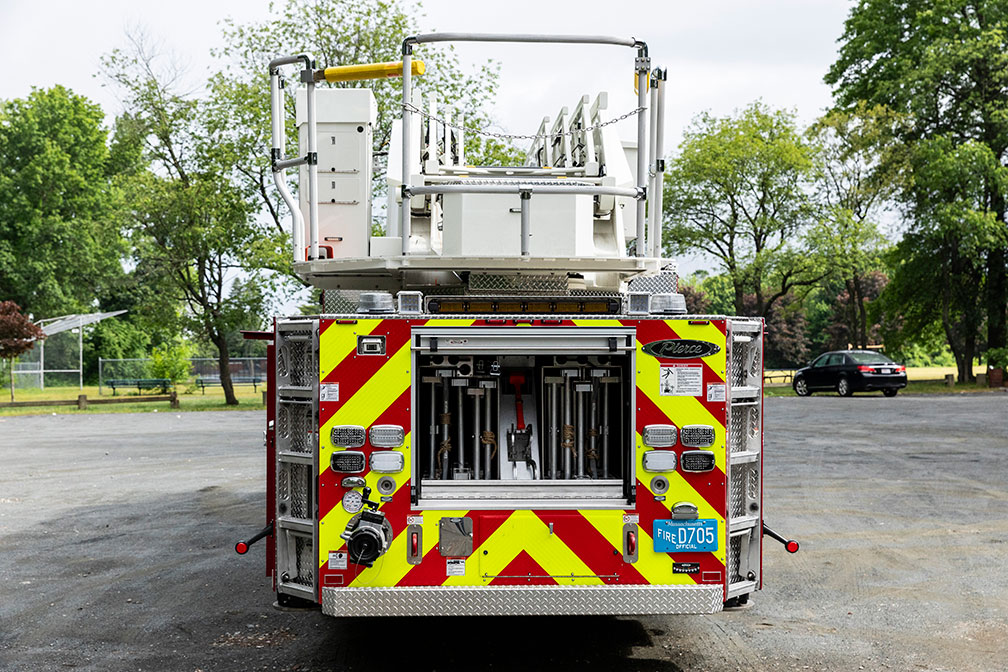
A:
[762,523,800,553]
[339,476,392,567]
[235,521,274,555]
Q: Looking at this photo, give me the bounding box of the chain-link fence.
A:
[98,357,267,395]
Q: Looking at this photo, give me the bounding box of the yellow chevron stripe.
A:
[577,509,676,585]
[423,318,476,327]
[447,511,603,586]
[319,340,412,477]
[634,432,727,566]
[318,318,383,380]
[345,507,469,587]
[317,432,413,569]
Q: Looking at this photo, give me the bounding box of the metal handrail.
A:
[399,33,655,258]
[269,54,315,262]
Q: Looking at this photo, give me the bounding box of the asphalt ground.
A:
[0,394,1006,671]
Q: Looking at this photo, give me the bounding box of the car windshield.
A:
[850,352,894,365]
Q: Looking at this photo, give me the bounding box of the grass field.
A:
[0,383,266,416]
[2,363,1002,414]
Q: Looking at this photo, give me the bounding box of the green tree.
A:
[102,36,283,405]
[663,102,821,318]
[806,103,898,349]
[879,137,1008,382]
[826,0,1008,354]
[0,87,127,317]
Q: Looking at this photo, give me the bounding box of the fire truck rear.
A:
[235,32,797,617]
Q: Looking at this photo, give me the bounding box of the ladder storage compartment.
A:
[274,319,319,600]
[725,318,763,599]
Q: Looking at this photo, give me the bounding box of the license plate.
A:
[881,368,891,374]
[653,519,719,553]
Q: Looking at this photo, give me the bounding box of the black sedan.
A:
[793,350,908,397]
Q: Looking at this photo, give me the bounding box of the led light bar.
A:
[369,424,405,448]
[330,450,366,473]
[331,425,366,448]
[680,424,715,448]
[369,451,405,473]
[679,450,716,473]
[642,424,677,448]
[642,450,677,472]
[425,297,621,315]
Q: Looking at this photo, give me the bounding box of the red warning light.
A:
[786,540,799,554]
[235,542,249,555]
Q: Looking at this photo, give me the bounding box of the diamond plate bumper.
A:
[322,584,724,617]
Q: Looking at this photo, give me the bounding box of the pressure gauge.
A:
[342,490,363,513]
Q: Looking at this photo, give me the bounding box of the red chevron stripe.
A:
[634,480,725,584]
[320,317,414,394]
[488,550,558,586]
[634,390,727,519]
[395,511,510,586]
[629,319,727,425]
[533,510,647,584]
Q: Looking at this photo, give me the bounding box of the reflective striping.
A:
[312,316,734,599]
[566,509,656,584]
[319,318,383,382]
[459,511,603,586]
[320,339,412,474]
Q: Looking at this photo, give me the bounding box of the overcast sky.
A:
[1,0,854,145]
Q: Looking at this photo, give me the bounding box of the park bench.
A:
[195,375,265,393]
[106,378,171,395]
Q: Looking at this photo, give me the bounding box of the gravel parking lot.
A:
[1,395,1006,671]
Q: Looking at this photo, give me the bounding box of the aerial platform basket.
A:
[268,33,669,293]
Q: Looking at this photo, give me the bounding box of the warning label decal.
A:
[659,365,702,397]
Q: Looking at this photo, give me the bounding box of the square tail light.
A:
[680,450,716,473]
[330,450,366,473]
[331,425,365,448]
[642,424,677,448]
[369,424,405,448]
[680,424,715,448]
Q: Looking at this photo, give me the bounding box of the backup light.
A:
[642,424,677,448]
[626,292,650,315]
[369,424,405,448]
[397,291,423,314]
[680,450,715,473]
[331,450,366,473]
[680,425,715,448]
[369,451,405,473]
[331,425,366,448]
[642,450,677,472]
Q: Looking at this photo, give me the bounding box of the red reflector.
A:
[857,365,874,372]
[786,540,799,554]
[411,533,419,556]
[235,542,248,555]
[627,531,637,555]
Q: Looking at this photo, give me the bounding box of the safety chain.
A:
[402,102,645,142]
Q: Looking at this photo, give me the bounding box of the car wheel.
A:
[794,377,810,397]
[883,388,898,397]
[837,376,852,397]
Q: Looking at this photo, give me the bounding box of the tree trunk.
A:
[988,246,1006,350]
[214,335,239,406]
[853,274,869,349]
